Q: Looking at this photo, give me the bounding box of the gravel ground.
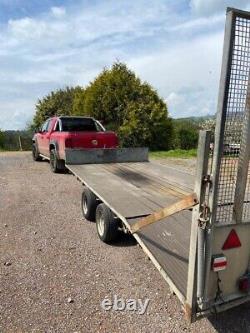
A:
[1,151,250,333]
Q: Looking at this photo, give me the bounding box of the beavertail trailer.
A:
[65,7,250,322]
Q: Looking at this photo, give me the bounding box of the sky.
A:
[0,0,250,130]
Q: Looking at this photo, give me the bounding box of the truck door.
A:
[43,119,56,157]
[36,119,49,155]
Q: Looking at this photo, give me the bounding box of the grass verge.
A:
[150,149,197,159]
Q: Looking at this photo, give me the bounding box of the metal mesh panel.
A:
[215,13,250,224]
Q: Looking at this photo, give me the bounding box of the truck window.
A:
[54,121,60,132]
[41,120,49,132]
[47,119,54,132]
[60,118,100,132]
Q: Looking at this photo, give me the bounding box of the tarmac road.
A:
[0,152,250,333]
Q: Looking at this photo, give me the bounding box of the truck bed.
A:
[67,160,195,299]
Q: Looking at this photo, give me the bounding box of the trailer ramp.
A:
[190,7,250,321]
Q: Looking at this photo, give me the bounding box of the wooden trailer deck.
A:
[67,160,195,300]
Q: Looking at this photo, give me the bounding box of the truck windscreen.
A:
[61,118,98,132]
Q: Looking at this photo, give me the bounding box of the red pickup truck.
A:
[32,116,118,172]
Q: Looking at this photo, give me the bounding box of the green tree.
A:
[173,120,199,149]
[30,62,173,150]
[83,62,173,149]
[31,86,81,130]
[83,63,141,129]
[72,87,85,116]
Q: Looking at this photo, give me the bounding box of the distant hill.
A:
[173,115,215,123]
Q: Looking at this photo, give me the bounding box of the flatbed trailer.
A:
[66,150,195,303]
[65,8,250,322]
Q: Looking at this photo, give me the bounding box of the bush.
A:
[31,62,174,150]
[32,86,82,130]
[172,120,199,150]
[78,62,173,149]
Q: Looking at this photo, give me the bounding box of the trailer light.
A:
[222,229,241,250]
[239,274,250,292]
[211,254,227,272]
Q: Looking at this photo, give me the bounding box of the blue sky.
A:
[0,0,250,130]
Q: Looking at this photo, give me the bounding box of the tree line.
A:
[1,62,214,151]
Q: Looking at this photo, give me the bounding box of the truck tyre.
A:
[81,188,98,221]
[96,203,119,243]
[50,149,65,173]
[32,143,42,161]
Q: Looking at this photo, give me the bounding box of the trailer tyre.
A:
[32,143,42,161]
[50,149,65,173]
[81,188,98,221]
[96,203,119,243]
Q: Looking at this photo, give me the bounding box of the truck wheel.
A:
[96,203,119,243]
[81,188,98,221]
[32,143,42,161]
[50,149,65,173]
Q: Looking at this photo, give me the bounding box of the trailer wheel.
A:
[96,203,119,243]
[32,143,42,161]
[81,188,98,221]
[50,149,65,173]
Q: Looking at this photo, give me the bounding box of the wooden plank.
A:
[68,162,195,218]
[68,164,161,217]
[130,192,198,233]
[128,161,194,192]
[104,163,192,197]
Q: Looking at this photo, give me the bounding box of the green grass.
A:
[150,149,197,159]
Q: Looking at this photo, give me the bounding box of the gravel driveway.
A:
[1,152,250,333]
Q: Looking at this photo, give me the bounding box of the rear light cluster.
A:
[239,273,250,292]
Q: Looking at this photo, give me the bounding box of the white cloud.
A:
[0,0,246,129]
[8,17,47,39]
[51,6,66,18]
[190,0,250,16]
[170,13,224,32]
[128,31,223,118]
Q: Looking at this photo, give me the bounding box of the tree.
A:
[172,119,199,149]
[30,62,173,150]
[72,87,85,116]
[82,62,173,149]
[0,130,5,148]
[31,86,81,130]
